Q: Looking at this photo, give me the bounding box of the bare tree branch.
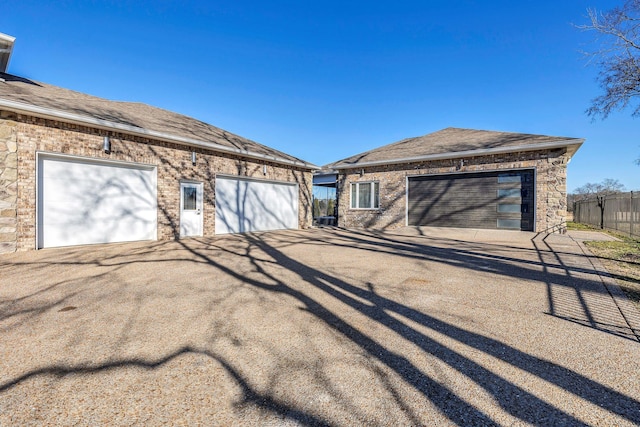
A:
[578,0,640,119]
[571,178,626,202]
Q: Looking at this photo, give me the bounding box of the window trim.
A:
[350,181,380,210]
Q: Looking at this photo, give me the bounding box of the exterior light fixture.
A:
[103,136,111,154]
[263,164,267,175]
[191,151,196,165]
[359,169,364,177]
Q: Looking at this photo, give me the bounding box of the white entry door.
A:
[180,181,203,237]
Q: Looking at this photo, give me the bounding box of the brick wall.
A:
[336,148,569,233]
[0,113,312,253]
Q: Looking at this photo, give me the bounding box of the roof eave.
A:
[0,98,319,170]
[0,33,15,74]
[330,139,585,170]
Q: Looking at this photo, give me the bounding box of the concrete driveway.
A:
[1,227,639,426]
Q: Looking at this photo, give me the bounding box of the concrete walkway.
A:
[1,228,639,426]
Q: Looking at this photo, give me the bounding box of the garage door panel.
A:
[38,156,157,248]
[215,177,298,234]
[408,170,534,231]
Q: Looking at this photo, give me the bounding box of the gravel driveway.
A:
[1,227,639,426]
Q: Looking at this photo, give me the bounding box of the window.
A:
[350,182,380,209]
[183,186,197,210]
[498,188,521,198]
[497,203,521,213]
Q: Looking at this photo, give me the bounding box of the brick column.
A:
[0,117,18,254]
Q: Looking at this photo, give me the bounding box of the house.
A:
[0,34,316,254]
[317,127,583,233]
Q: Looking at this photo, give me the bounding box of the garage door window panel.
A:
[351,182,380,209]
[497,204,521,213]
[498,188,521,198]
[498,174,522,183]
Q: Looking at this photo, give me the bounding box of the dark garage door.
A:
[407,170,534,231]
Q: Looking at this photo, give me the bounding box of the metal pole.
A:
[612,196,620,231]
[631,191,635,238]
[598,196,605,230]
[326,186,329,217]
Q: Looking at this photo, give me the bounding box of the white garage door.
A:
[215,176,298,234]
[37,154,157,248]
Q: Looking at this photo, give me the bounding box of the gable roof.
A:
[326,127,584,170]
[0,73,317,169]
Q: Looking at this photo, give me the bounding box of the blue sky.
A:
[2,0,638,192]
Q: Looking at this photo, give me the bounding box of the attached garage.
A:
[0,51,316,254]
[407,170,534,231]
[37,154,157,248]
[326,128,584,233]
[215,176,298,234]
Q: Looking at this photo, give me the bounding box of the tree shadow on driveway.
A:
[1,228,639,425]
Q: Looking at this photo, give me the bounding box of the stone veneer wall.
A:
[0,112,312,253]
[336,148,569,233]
[0,114,18,253]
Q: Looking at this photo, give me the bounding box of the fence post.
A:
[615,194,618,232]
[631,191,635,238]
[598,196,604,229]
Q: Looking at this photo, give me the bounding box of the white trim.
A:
[0,33,15,43]
[0,32,15,73]
[0,98,319,170]
[36,151,156,170]
[405,175,409,227]
[331,140,584,170]
[179,178,204,185]
[215,173,298,186]
[349,181,380,210]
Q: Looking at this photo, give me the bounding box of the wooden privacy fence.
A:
[574,192,639,239]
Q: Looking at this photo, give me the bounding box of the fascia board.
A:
[331,139,585,170]
[0,33,15,73]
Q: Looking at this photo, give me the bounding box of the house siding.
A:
[0,112,313,253]
[336,148,569,233]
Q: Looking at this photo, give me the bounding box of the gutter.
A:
[0,32,14,73]
[0,98,319,170]
[330,139,585,170]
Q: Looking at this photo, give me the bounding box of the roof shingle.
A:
[0,73,315,168]
[326,127,583,169]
